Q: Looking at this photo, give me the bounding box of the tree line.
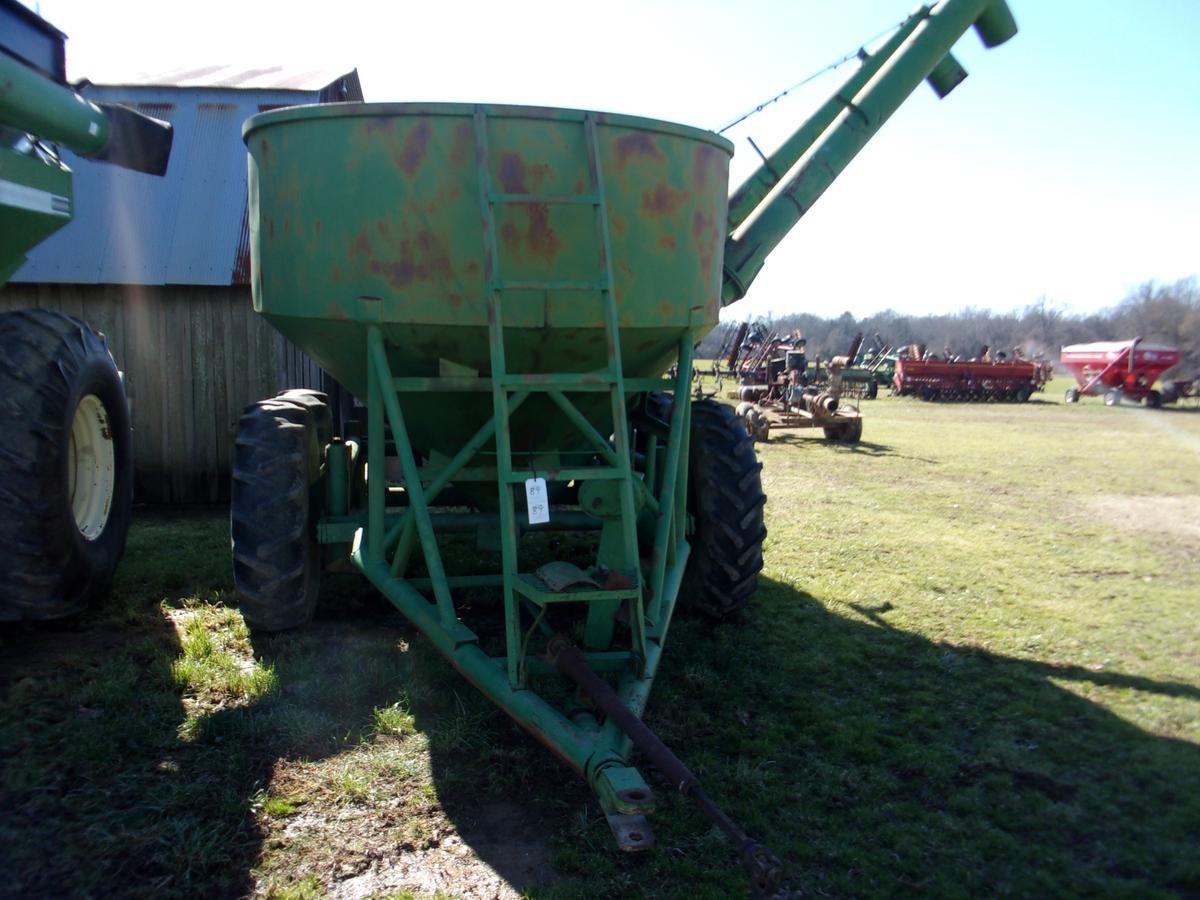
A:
[699,277,1200,378]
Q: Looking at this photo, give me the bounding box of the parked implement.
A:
[893,353,1049,401]
[1,2,173,619]
[235,0,1016,883]
[1060,338,1181,408]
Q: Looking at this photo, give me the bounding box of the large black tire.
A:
[682,399,767,619]
[0,310,133,620]
[231,397,326,631]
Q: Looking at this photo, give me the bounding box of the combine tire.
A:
[682,399,767,618]
[231,396,327,631]
[0,310,133,620]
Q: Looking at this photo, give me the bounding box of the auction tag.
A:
[524,477,550,525]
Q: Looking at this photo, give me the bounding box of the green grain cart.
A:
[0,3,172,620]
[234,0,1015,885]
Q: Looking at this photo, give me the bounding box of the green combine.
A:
[1,2,172,619]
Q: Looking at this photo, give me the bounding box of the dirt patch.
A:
[1076,494,1200,555]
[319,800,557,900]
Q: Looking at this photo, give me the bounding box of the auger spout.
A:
[721,0,1016,306]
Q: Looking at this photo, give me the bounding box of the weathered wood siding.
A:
[0,283,324,503]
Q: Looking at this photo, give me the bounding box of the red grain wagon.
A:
[1059,338,1180,407]
[892,357,1048,402]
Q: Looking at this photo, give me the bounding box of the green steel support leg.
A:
[648,336,694,624]
[388,392,530,577]
[367,328,459,629]
[367,343,386,564]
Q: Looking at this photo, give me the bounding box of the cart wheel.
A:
[824,408,863,444]
[1015,386,1031,403]
[682,399,766,619]
[231,396,327,631]
[277,388,334,444]
[1064,388,1079,404]
[0,310,133,620]
[1104,389,1122,407]
[1144,390,1162,409]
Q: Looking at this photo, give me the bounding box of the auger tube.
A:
[721,0,1017,306]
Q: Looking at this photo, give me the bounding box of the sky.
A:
[22,0,1200,322]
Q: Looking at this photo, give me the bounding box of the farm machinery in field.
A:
[1060,338,1184,408]
[892,346,1050,401]
[231,0,1016,888]
[732,331,866,442]
[0,2,172,620]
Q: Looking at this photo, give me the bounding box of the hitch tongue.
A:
[547,636,784,895]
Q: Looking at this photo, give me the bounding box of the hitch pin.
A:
[547,635,784,896]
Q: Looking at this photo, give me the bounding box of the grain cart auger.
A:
[1,6,173,620]
[234,0,1015,888]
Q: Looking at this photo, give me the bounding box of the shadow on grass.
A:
[4,514,1198,898]
[766,434,898,456]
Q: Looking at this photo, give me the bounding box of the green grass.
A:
[1,388,1198,898]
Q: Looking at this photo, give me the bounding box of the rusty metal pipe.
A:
[547,636,784,894]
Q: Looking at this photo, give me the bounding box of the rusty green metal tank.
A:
[235,0,1018,880]
[245,103,730,473]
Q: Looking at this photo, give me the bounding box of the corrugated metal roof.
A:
[104,64,359,93]
[12,70,362,286]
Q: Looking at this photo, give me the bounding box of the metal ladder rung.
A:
[503,467,628,484]
[498,372,617,389]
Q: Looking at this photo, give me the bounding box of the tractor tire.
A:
[682,399,767,619]
[231,397,327,632]
[276,388,334,445]
[0,310,133,620]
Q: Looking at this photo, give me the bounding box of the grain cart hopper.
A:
[0,1,173,620]
[1061,338,1181,407]
[235,0,1016,887]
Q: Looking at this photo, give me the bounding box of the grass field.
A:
[2,379,1198,898]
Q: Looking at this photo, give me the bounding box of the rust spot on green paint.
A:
[367,228,453,289]
[259,138,269,161]
[314,220,322,239]
[395,120,432,176]
[499,221,521,252]
[658,235,677,250]
[658,302,673,319]
[526,204,560,261]
[499,153,527,192]
[365,117,395,134]
[351,228,371,258]
[610,214,627,239]
[692,210,716,275]
[692,144,722,189]
[465,260,481,276]
[448,292,465,309]
[642,183,684,216]
[450,122,472,165]
[615,132,662,170]
[268,219,275,239]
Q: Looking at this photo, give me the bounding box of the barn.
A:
[2,65,363,503]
